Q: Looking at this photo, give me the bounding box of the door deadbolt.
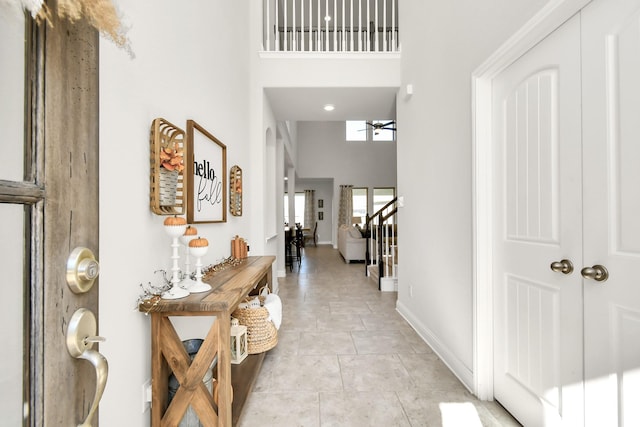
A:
[67,247,100,294]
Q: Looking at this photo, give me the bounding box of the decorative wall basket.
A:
[150,118,186,215]
[230,165,242,216]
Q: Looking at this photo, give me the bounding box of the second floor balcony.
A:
[264,0,400,53]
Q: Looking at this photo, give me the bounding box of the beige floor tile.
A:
[398,353,465,391]
[267,355,343,392]
[351,330,417,354]
[320,391,410,426]
[238,391,320,427]
[339,354,413,392]
[299,331,357,355]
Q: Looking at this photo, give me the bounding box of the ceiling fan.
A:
[361,120,397,134]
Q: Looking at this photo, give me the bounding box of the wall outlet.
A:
[142,379,151,413]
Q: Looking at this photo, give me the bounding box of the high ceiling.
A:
[265,87,397,121]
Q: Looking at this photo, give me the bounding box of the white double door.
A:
[492,0,640,425]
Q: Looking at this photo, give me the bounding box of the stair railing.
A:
[365,197,397,290]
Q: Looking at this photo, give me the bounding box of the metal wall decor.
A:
[230,165,243,216]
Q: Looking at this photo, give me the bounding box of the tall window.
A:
[284,192,306,226]
[373,187,396,223]
[352,187,368,225]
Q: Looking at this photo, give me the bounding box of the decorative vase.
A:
[159,167,179,206]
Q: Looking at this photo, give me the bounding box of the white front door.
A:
[492,13,584,427]
[492,0,640,425]
[581,0,640,424]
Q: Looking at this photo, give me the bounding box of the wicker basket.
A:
[232,298,278,354]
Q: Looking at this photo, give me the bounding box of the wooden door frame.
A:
[470,0,591,400]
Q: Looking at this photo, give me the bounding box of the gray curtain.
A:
[304,189,315,228]
[338,185,353,227]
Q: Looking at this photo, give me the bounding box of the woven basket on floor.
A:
[232,299,278,354]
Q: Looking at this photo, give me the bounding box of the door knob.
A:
[580,264,609,282]
[550,259,574,274]
[66,308,108,427]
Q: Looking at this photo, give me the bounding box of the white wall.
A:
[295,178,334,245]
[396,0,548,389]
[99,1,251,425]
[297,121,397,245]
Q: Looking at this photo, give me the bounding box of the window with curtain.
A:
[352,187,368,225]
[284,192,306,226]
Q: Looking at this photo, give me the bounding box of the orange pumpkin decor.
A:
[163,215,187,226]
[183,225,197,236]
[189,236,209,248]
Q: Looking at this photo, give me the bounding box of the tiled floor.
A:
[238,245,520,427]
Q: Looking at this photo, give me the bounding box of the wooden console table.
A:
[140,256,276,426]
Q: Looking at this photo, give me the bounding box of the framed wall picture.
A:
[318,211,324,221]
[318,199,324,208]
[186,120,227,223]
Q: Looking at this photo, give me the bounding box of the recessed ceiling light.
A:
[324,15,332,21]
[323,104,335,111]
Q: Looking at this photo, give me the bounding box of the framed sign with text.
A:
[186,120,227,223]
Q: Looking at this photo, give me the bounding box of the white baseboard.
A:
[396,300,474,392]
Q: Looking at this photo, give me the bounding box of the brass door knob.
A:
[581,264,609,282]
[550,259,574,275]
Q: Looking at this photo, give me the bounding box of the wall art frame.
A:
[186,120,227,223]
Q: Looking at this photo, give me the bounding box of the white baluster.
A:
[374,0,379,51]
[392,0,396,51]
[366,0,370,51]
[325,0,329,51]
[275,0,280,50]
[341,0,344,51]
[383,0,387,51]
[309,0,312,51]
[284,0,288,51]
[358,0,362,51]
[266,0,270,50]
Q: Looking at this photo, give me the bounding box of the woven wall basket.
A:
[232,305,278,354]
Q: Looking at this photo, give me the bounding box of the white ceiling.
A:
[265,87,398,121]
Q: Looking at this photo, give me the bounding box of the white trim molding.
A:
[471,0,592,401]
[397,301,474,391]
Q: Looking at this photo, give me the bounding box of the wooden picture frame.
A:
[318,212,324,221]
[318,199,324,208]
[186,120,227,223]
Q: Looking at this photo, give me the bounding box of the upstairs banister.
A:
[264,0,399,53]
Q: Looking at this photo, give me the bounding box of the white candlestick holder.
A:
[180,226,198,292]
[162,221,189,300]
[189,242,211,293]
